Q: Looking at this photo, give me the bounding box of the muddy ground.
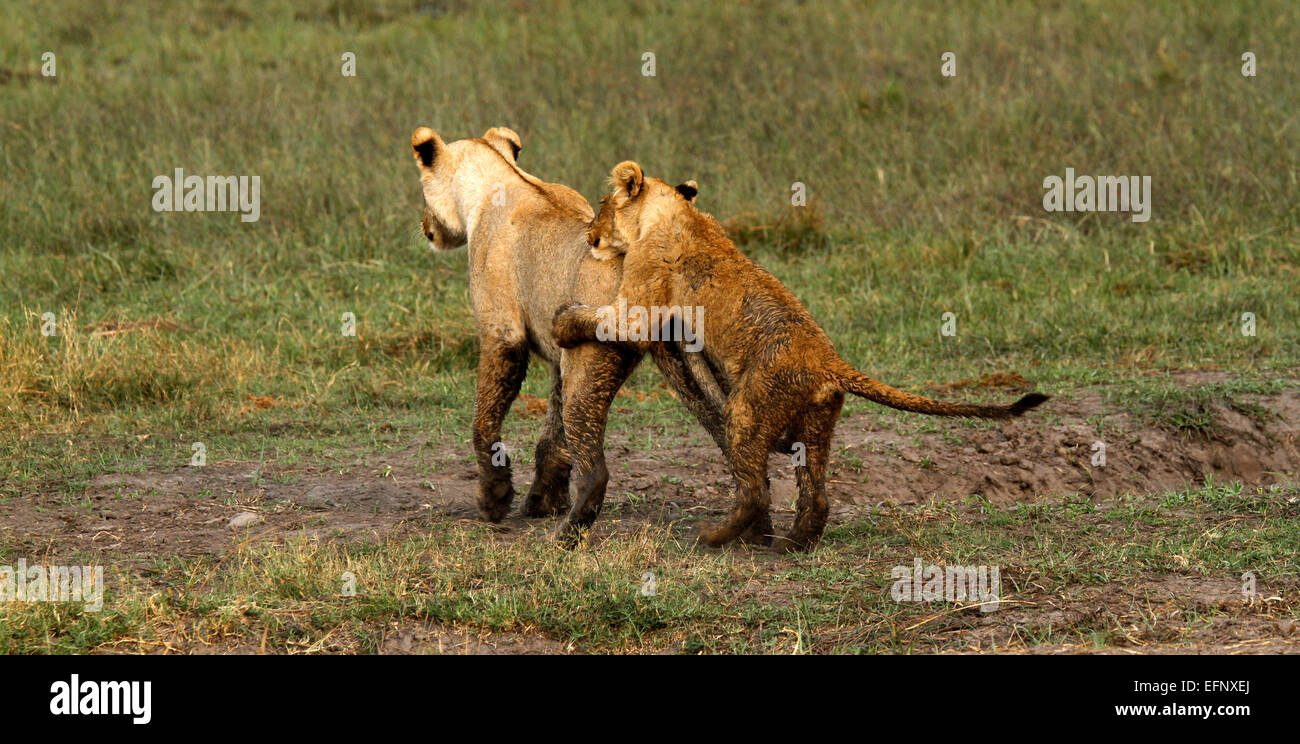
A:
[3,372,1298,653]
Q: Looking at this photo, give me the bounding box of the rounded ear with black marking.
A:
[609,160,644,198]
[676,180,698,203]
[411,127,446,168]
[483,126,522,163]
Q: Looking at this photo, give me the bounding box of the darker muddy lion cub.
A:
[554,161,1048,552]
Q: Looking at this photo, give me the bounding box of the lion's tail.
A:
[832,363,1048,419]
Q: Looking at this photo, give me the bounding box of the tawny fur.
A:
[411,131,733,544]
[554,161,1047,551]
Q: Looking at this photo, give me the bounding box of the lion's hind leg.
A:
[551,343,640,548]
[774,393,843,553]
[522,363,571,517]
[698,393,788,549]
[471,336,531,522]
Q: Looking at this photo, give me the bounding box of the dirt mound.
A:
[821,387,1299,506]
[2,376,1296,565]
[608,375,1299,511]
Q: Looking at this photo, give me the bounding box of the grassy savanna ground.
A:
[1,0,1297,652]
[5,482,1298,654]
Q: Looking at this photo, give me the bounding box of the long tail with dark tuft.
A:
[833,363,1049,419]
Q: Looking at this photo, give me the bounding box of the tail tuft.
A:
[1009,393,1049,416]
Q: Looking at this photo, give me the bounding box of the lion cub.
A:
[554,161,1047,551]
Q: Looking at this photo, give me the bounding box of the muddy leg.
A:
[649,343,729,457]
[552,344,640,548]
[737,492,774,546]
[471,337,530,522]
[699,397,783,548]
[776,394,843,552]
[522,364,571,517]
[652,342,795,459]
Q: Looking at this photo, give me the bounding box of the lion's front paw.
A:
[552,302,592,349]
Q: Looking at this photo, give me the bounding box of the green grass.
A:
[2,1,1297,443]
[1108,378,1287,435]
[1,0,1298,652]
[2,481,1295,654]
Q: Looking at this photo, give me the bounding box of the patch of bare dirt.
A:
[3,373,1296,566]
[0,460,482,563]
[616,371,1300,510]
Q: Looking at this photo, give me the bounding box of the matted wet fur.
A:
[554,161,1048,551]
[411,129,733,544]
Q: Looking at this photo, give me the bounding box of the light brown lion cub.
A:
[554,161,1048,551]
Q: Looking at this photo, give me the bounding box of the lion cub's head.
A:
[586,160,697,260]
[410,125,523,251]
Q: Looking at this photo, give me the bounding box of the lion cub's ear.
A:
[609,161,644,198]
[411,127,446,168]
[483,126,522,163]
[675,180,698,203]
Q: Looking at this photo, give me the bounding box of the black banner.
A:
[6,654,1286,733]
